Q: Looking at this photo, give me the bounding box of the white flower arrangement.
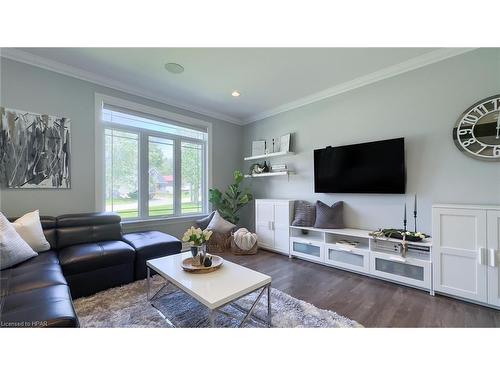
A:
[182,226,213,246]
[370,228,428,241]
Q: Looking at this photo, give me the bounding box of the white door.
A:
[273,202,291,254]
[255,201,274,249]
[487,210,500,307]
[432,208,488,303]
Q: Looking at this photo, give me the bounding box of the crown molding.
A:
[1,48,477,127]
[242,48,477,124]
[0,48,245,126]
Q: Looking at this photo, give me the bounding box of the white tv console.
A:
[254,199,433,294]
[288,226,433,294]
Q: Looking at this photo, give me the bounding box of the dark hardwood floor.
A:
[223,249,500,327]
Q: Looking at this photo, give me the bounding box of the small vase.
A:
[199,243,208,266]
[191,246,201,266]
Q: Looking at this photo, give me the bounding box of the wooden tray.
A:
[182,255,224,274]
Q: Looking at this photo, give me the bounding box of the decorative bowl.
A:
[181,254,223,273]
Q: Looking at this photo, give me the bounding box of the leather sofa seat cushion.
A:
[12,250,60,269]
[59,240,135,276]
[1,285,79,327]
[1,263,67,296]
[123,231,182,280]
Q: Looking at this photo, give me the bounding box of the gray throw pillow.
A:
[291,200,316,227]
[195,211,215,230]
[313,200,345,229]
[1,212,38,270]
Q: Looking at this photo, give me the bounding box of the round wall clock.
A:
[453,94,500,161]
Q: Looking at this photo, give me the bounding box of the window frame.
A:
[95,93,212,223]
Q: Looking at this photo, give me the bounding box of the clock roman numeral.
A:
[492,98,500,111]
[474,104,489,117]
[462,114,479,125]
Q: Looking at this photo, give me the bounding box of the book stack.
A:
[271,164,287,172]
[335,239,359,248]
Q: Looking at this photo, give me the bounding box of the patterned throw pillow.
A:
[195,211,215,230]
[0,212,38,270]
[291,200,316,227]
[313,200,345,229]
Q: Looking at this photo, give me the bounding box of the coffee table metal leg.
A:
[267,283,272,327]
[238,285,267,328]
[147,267,150,300]
[209,309,215,327]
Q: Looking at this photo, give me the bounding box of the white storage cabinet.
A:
[255,199,294,255]
[432,204,500,308]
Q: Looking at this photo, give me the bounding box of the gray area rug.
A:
[74,275,361,328]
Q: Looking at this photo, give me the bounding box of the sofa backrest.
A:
[8,216,57,250]
[56,212,123,249]
[40,216,58,250]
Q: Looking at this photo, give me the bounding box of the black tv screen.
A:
[314,138,406,194]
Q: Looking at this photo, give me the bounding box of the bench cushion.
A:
[123,231,182,280]
[58,240,135,276]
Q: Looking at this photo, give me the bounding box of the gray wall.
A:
[0,57,244,238]
[242,49,500,235]
[2,50,500,238]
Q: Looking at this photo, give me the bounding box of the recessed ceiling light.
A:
[164,62,184,74]
[231,90,241,97]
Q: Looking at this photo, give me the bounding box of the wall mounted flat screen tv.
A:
[314,137,406,194]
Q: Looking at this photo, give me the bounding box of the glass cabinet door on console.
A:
[370,251,431,290]
[290,239,324,262]
[324,246,370,273]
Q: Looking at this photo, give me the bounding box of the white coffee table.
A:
[146,252,272,327]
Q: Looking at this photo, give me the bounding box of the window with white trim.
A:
[102,104,208,220]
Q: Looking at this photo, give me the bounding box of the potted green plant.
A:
[208,170,253,225]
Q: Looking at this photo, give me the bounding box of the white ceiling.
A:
[4,48,473,124]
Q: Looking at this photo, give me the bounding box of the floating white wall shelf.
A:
[244,171,294,178]
[243,151,294,161]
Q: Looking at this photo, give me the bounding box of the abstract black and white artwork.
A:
[0,107,71,188]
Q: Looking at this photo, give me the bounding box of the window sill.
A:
[122,214,208,228]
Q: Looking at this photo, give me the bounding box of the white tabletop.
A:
[147,252,272,310]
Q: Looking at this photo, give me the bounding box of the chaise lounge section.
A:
[1,212,182,328]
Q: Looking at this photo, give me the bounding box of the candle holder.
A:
[403,203,407,232]
[413,194,418,233]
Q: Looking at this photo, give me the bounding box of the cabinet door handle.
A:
[389,256,407,263]
[488,248,497,268]
[272,221,275,230]
[335,246,352,253]
[478,248,487,265]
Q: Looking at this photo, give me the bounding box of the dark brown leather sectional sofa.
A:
[0,212,181,327]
